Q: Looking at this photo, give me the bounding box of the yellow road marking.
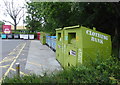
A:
[10,68,29,76]
[28,61,42,67]
[0,43,26,84]
[0,64,10,68]
[0,57,16,64]
[1,44,22,62]
[8,52,15,55]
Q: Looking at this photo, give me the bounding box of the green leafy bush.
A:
[2,57,120,84]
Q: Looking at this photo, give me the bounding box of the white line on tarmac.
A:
[0,43,26,84]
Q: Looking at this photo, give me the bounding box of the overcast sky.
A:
[0,0,28,26]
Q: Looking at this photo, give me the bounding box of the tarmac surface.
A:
[0,39,62,83]
[0,39,30,81]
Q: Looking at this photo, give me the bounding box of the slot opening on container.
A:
[58,33,61,41]
[68,33,76,44]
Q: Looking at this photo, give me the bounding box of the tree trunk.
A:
[118,18,120,59]
[114,3,120,59]
[118,44,120,58]
[14,24,17,31]
[113,27,120,58]
[14,19,17,31]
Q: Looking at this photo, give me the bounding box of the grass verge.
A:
[2,56,120,84]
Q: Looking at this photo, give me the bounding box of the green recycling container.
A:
[63,25,112,67]
[40,32,46,45]
[56,28,64,66]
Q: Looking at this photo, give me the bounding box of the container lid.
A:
[51,36,56,39]
[55,28,62,31]
[64,25,80,30]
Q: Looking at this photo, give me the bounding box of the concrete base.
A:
[25,40,62,76]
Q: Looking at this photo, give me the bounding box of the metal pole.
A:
[16,63,20,77]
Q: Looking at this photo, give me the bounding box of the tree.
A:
[1,0,25,30]
[0,21,5,32]
[25,2,43,32]
[25,2,72,33]
[70,2,120,57]
[26,2,120,57]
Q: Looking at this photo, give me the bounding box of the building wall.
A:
[11,26,26,30]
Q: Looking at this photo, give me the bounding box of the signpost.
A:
[2,25,12,34]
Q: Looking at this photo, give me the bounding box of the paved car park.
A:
[0,39,30,81]
[0,39,62,83]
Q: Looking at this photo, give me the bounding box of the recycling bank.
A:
[56,25,111,68]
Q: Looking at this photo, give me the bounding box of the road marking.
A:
[8,52,16,55]
[0,43,26,84]
[1,43,22,62]
[0,57,16,64]
[0,64,10,68]
[28,61,42,66]
[10,68,29,76]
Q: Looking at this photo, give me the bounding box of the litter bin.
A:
[53,38,56,51]
[1,34,7,39]
[29,34,34,39]
[14,34,19,39]
[56,28,64,66]
[46,36,49,46]
[23,34,29,40]
[63,25,111,67]
[7,34,13,39]
[20,34,24,39]
[47,36,51,47]
[40,32,46,45]
[51,36,56,51]
[37,32,40,40]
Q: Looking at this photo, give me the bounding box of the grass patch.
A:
[2,57,120,84]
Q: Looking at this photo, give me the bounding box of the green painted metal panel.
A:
[63,25,82,67]
[62,25,111,68]
[56,28,64,66]
[40,32,46,45]
[81,26,112,65]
